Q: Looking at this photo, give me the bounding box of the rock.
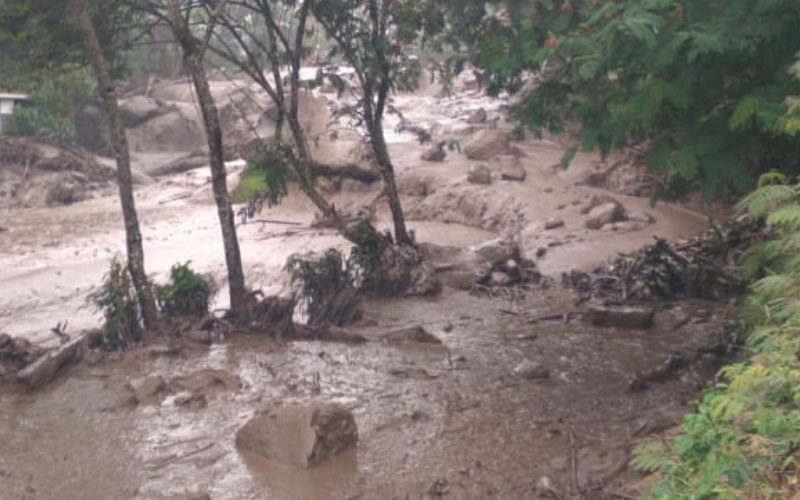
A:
[119,96,173,128]
[173,391,208,410]
[585,202,626,230]
[587,302,655,329]
[463,129,513,161]
[127,375,168,405]
[465,108,487,124]
[471,238,517,264]
[612,221,642,232]
[46,172,88,205]
[379,325,442,344]
[535,247,547,258]
[421,145,446,162]
[467,164,492,185]
[514,360,550,380]
[169,368,240,398]
[149,151,208,177]
[628,211,655,223]
[488,271,511,286]
[580,195,617,215]
[544,218,565,230]
[500,158,527,181]
[418,242,493,290]
[236,402,358,468]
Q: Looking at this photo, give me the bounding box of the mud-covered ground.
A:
[0,289,735,500]
[0,77,733,499]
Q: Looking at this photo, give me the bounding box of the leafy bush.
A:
[87,258,142,351]
[632,172,800,498]
[285,248,362,326]
[155,261,215,317]
[454,0,800,197]
[233,143,292,219]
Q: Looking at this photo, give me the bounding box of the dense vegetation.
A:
[456,0,800,197]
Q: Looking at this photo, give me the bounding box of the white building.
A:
[0,92,29,133]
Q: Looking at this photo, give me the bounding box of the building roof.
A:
[0,92,28,100]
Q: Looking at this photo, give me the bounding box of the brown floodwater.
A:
[0,288,734,500]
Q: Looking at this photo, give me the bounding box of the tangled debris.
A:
[562,221,751,302]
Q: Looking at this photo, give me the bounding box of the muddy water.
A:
[0,289,734,499]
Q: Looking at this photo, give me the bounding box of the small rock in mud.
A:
[465,108,488,124]
[514,360,550,380]
[236,402,358,468]
[587,302,654,329]
[535,247,547,258]
[501,158,527,181]
[628,211,656,223]
[380,325,442,345]
[169,368,240,398]
[127,375,168,405]
[421,145,446,162]
[585,202,626,230]
[173,390,208,410]
[544,217,565,230]
[467,164,492,185]
[488,271,511,286]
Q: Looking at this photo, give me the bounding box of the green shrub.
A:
[87,258,142,351]
[155,261,215,317]
[4,66,93,143]
[632,172,800,498]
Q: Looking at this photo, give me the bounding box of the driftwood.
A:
[16,336,85,389]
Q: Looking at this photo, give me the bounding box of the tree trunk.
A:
[368,120,411,246]
[166,0,248,315]
[71,0,159,329]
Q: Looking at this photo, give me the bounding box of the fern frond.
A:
[631,437,676,473]
[767,204,800,230]
[736,184,796,220]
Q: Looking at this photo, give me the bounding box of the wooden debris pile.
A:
[563,222,751,301]
[0,333,46,382]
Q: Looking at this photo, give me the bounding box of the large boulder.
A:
[463,129,513,161]
[467,164,492,185]
[585,201,626,230]
[465,108,487,124]
[46,171,88,205]
[119,96,174,128]
[500,157,527,181]
[236,403,358,468]
[420,144,446,162]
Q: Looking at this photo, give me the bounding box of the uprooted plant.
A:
[87,258,143,351]
[285,248,363,327]
[155,261,216,318]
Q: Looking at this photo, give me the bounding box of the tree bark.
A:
[166,0,248,315]
[71,0,159,329]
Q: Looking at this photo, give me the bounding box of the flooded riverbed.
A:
[0,288,734,500]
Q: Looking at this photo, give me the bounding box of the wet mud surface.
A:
[0,289,734,499]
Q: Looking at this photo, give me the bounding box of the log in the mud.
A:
[16,336,84,389]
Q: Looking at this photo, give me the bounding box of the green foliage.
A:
[234,143,292,219]
[285,248,359,325]
[3,66,93,143]
[453,0,800,197]
[155,261,215,317]
[87,258,142,351]
[632,173,800,498]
